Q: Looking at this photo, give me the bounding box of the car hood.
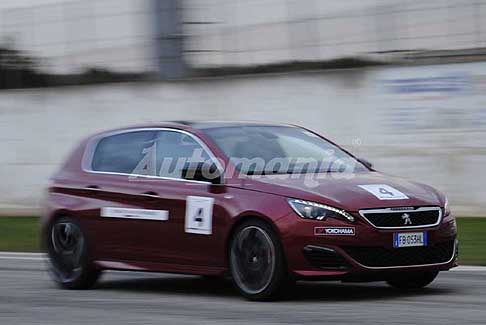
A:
[239,172,444,211]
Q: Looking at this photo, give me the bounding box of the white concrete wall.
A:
[2,0,486,74]
[184,0,486,67]
[0,0,155,74]
[1,61,486,215]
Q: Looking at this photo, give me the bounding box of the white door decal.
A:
[358,184,409,200]
[185,196,214,235]
[101,207,169,221]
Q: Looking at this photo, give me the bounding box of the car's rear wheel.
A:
[386,271,439,290]
[46,217,101,289]
[229,219,289,300]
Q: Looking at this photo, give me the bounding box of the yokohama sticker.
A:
[314,227,355,236]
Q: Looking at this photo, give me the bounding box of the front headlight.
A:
[288,199,355,222]
[444,197,451,216]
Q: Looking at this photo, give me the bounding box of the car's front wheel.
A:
[46,217,101,289]
[229,219,289,300]
[386,271,439,290]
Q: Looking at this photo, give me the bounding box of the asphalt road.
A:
[1,254,485,325]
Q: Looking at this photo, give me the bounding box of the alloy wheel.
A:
[230,226,276,295]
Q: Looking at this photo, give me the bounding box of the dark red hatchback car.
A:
[42,121,458,300]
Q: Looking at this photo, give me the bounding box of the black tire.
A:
[386,271,439,290]
[229,219,289,301]
[46,217,101,289]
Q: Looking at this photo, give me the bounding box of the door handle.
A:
[85,185,100,191]
[142,191,159,198]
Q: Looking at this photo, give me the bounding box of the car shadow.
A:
[288,281,454,302]
[96,273,455,302]
[97,274,237,298]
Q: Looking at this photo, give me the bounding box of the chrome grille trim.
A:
[359,206,442,230]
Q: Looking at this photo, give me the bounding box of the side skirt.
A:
[94,259,227,276]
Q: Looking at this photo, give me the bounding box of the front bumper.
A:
[278,211,458,280]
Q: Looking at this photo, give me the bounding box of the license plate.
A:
[393,232,427,248]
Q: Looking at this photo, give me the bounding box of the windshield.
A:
[202,125,368,175]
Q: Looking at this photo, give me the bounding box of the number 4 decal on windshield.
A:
[185,196,214,235]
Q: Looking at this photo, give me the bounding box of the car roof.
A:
[98,121,296,134]
[167,120,294,130]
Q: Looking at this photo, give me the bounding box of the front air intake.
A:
[303,245,351,270]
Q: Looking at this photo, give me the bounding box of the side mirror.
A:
[181,162,223,185]
[358,158,373,170]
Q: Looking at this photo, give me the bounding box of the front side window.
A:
[154,131,211,179]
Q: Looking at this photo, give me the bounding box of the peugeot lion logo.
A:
[402,213,412,225]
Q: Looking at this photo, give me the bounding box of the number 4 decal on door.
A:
[185,196,214,235]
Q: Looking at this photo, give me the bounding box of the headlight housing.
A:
[288,199,355,222]
[444,197,451,216]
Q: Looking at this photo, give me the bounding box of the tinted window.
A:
[91,131,156,174]
[155,131,211,178]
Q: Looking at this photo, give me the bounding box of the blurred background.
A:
[1,0,486,216]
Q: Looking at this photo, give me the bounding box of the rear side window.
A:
[91,131,156,174]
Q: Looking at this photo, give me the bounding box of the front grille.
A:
[342,240,455,268]
[303,245,351,270]
[360,207,441,228]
